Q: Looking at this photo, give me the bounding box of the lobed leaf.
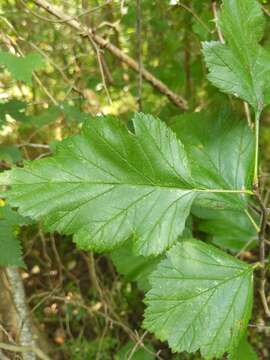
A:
[143,239,253,359]
[193,207,258,252]
[203,0,270,112]
[0,113,253,256]
[0,51,45,85]
[0,205,27,267]
[111,242,161,291]
[170,110,254,209]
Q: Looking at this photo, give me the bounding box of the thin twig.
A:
[262,6,270,18]
[245,209,260,233]
[50,234,63,286]
[236,237,257,258]
[0,342,51,360]
[16,143,50,149]
[86,33,113,105]
[211,1,225,44]
[136,0,142,111]
[177,2,212,34]
[32,0,188,110]
[21,0,112,24]
[127,331,147,360]
[244,102,252,128]
[80,0,112,105]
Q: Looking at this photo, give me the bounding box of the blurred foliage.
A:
[0,0,270,359]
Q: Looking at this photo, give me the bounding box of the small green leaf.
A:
[111,242,161,291]
[28,106,61,127]
[193,207,258,252]
[0,204,29,226]
[0,51,44,84]
[28,104,89,127]
[203,0,270,111]
[0,221,23,267]
[229,336,258,360]
[1,113,253,256]
[61,103,90,124]
[0,145,22,164]
[143,239,253,359]
[0,100,27,129]
[111,219,193,290]
[0,205,27,267]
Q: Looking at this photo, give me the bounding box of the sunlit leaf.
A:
[0,51,45,84]
[203,0,270,111]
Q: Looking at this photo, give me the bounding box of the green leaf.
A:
[28,104,89,127]
[0,221,23,267]
[193,207,258,252]
[1,113,252,256]
[0,51,45,84]
[0,205,27,267]
[61,103,90,124]
[1,114,193,256]
[202,0,270,111]
[111,218,193,291]
[143,239,253,359]
[111,242,161,291]
[0,100,27,129]
[170,110,254,209]
[0,145,22,164]
[0,204,29,226]
[229,336,258,360]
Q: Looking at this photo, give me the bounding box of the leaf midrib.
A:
[11,179,253,195]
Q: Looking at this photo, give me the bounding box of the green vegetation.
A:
[1,0,270,359]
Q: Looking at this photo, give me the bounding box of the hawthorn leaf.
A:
[28,103,88,127]
[203,0,270,111]
[229,336,258,360]
[170,110,254,210]
[111,218,193,290]
[0,51,44,84]
[0,205,27,267]
[0,114,252,256]
[111,242,162,291]
[0,221,23,267]
[0,145,22,164]
[1,114,194,256]
[143,239,253,359]
[0,100,27,128]
[219,0,265,53]
[28,106,62,127]
[0,204,27,227]
[193,207,258,252]
[61,103,90,124]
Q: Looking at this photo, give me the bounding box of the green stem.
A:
[254,110,262,188]
[244,209,260,233]
[194,188,254,195]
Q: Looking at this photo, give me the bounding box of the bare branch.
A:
[31,0,188,110]
[0,342,51,360]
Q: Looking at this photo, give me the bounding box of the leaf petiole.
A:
[254,109,262,189]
